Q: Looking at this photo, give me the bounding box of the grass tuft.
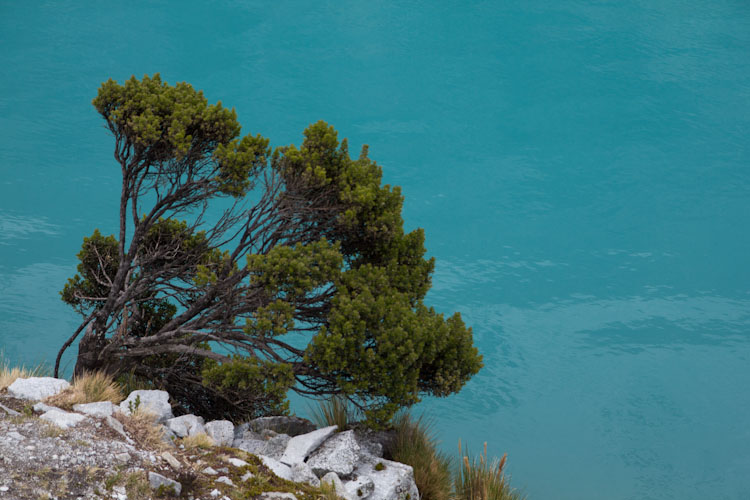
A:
[309,396,356,430]
[455,440,525,500]
[180,432,215,450]
[45,370,124,410]
[390,412,453,500]
[115,406,169,450]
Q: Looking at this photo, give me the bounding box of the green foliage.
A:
[202,357,294,417]
[61,75,482,426]
[390,413,453,500]
[60,229,119,314]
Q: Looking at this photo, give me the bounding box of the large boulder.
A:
[205,420,234,446]
[353,458,419,500]
[119,390,173,422]
[165,414,205,438]
[40,408,87,429]
[280,425,337,465]
[245,416,317,436]
[306,430,361,478]
[7,377,70,400]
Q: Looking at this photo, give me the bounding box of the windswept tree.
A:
[57,74,482,424]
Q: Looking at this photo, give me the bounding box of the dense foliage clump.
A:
[57,74,482,425]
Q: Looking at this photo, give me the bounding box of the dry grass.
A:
[0,354,48,391]
[390,413,453,500]
[115,407,169,450]
[455,441,525,500]
[179,432,215,451]
[45,371,124,410]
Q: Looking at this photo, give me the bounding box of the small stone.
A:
[210,489,221,498]
[161,451,181,469]
[227,457,248,467]
[259,493,298,500]
[0,486,8,492]
[115,452,130,463]
[33,402,58,413]
[259,455,294,481]
[241,472,254,481]
[216,476,234,486]
[203,467,218,475]
[148,471,182,496]
[320,472,344,494]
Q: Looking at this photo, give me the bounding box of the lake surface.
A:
[1,2,749,498]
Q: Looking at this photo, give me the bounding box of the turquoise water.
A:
[2,1,749,498]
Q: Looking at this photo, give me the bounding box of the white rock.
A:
[40,408,87,429]
[73,401,116,418]
[205,419,234,446]
[241,471,254,481]
[165,414,205,437]
[291,462,320,487]
[344,476,375,500]
[321,471,345,493]
[203,467,218,475]
[259,493,298,500]
[33,402,58,413]
[161,451,181,469]
[307,429,361,478]
[216,476,234,486]
[210,489,221,498]
[6,431,23,441]
[280,425,337,465]
[8,377,70,400]
[354,458,419,500]
[259,455,294,481]
[105,416,134,444]
[148,471,182,496]
[227,457,248,467]
[119,390,173,421]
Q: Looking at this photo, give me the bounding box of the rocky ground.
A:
[0,379,419,500]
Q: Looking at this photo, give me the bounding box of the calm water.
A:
[2,2,749,498]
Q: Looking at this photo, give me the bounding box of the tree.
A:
[56,74,482,425]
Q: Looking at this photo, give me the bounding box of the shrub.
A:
[455,441,525,500]
[390,413,453,500]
